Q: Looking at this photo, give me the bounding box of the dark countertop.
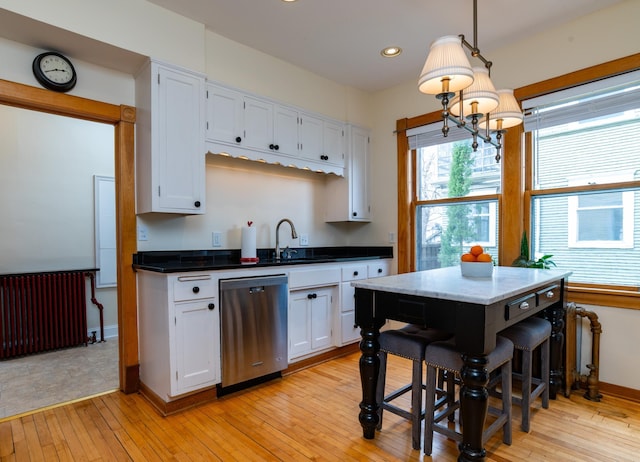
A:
[133,246,393,273]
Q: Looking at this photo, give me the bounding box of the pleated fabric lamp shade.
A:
[479,89,524,130]
[449,67,499,117]
[418,36,474,95]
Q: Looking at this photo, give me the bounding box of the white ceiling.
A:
[0,1,625,93]
[146,0,625,92]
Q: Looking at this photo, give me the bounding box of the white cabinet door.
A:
[274,105,299,157]
[174,299,220,393]
[310,288,333,350]
[298,113,324,163]
[289,290,311,358]
[289,286,335,360]
[205,83,243,146]
[244,95,274,152]
[349,125,370,221]
[136,60,206,214]
[324,124,370,222]
[322,120,345,168]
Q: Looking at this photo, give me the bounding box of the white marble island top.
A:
[351,266,572,305]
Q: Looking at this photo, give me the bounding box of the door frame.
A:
[0,79,139,393]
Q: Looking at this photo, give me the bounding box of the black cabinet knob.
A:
[269,144,275,150]
[194,201,201,208]
[378,268,383,274]
[320,155,329,161]
[307,293,313,300]
[353,271,358,276]
[235,136,242,143]
[192,286,200,294]
[208,303,215,310]
[352,211,358,217]
[274,144,279,151]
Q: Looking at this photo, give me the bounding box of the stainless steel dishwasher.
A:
[219,274,288,391]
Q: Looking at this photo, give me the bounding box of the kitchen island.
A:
[353,266,571,461]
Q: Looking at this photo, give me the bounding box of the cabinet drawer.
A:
[289,267,340,289]
[341,264,368,282]
[174,274,216,301]
[367,261,390,278]
[504,292,536,322]
[536,284,560,309]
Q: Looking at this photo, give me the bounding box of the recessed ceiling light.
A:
[381,46,402,58]
[281,0,297,2]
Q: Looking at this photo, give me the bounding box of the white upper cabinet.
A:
[206,84,243,145]
[135,60,206,215]
[273,104,299,157]
[322,119,346,168]
[324,124,371,222]
[205,81,345,175]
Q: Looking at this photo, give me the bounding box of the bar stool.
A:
[375,325,453,450]
[423,336,514,456]
[498,317,551,432]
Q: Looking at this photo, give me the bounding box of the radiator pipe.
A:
[575,306,602,401]
[86,272,105,343]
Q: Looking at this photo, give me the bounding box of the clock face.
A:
[32,52,77,92]
[39,54,74,84]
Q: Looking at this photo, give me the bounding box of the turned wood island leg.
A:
[458,353,490,462]
[358,324,380,438]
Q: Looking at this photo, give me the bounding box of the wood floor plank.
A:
[0,421,13,458]
[2,352,640,461]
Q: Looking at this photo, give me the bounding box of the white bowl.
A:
[460,261,494,278]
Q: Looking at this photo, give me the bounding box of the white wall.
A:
[0,104,117,333]
[0,0,638,389]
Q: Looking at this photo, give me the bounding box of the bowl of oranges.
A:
[460,245,494,278]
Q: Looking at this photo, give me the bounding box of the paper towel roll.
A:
[241,226,257,262]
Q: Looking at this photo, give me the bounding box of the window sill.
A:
[568,283,640,310]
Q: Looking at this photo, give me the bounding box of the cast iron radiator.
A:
[0,269,98,360]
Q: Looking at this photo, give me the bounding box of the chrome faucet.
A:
[275,218,298,260]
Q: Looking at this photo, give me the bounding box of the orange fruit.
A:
[477,253,493,262]
[470,245,484,257]
[461,253,477,262]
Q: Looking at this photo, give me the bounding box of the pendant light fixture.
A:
[418,0,523,162]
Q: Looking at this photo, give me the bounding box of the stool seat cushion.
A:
[500,317,551,351]
[425,336,514,372]
[379,325,452,361]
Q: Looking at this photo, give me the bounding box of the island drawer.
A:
[504,292,536,322]
[536,284,560,309]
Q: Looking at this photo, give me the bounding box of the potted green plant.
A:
[511,231,556,269]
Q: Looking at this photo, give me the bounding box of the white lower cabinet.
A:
[138,272,220,400]
[287,266,340,362]
[337,259,392,346]
[288,286,335,360]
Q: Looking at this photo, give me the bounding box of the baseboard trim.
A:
[138,382,218,416]
[598,382,640,403]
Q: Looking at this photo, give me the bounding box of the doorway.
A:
[0,79,139,405]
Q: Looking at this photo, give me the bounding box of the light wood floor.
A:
[1,351,639,461]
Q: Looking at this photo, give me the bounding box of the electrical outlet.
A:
[389,232,396,244]
[137,225,148,241]
[299,234,309,246]
[212,231,222,247]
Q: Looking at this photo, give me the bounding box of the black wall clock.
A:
[32,51,77,92]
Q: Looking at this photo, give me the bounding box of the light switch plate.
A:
[138,225,148,241]
[212,231,222,247]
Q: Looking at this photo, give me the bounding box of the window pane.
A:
[416,201,499,271]
[532,194,639,285]
[417,139,500,201]
[534,110,640,190]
